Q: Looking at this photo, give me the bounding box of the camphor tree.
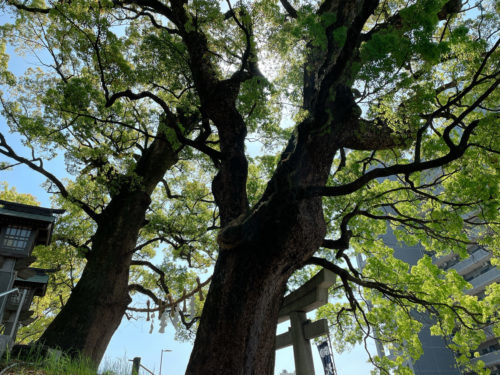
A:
[0,0,498,373]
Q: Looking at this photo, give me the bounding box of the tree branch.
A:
[105,89,223,162]
[128,283,161,304]
[361,0,463,42]
[279,0,297,19]
[0,133,99,221]
[307,118,483,198]
[126,275,212,312]
[5,0,50,13]
[131,259,170,294]
[322,206,357,257]
[115,0,174,20]
[305,257,489,327]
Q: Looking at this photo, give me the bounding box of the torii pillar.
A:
[275,269,336,375]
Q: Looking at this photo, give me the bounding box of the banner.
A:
[317,341,336,375]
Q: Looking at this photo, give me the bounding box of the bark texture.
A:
[187,196,326,375]
[185,1,381,373]
[38,136,178,364]
[38,191,149,363]
[4,0,495,373]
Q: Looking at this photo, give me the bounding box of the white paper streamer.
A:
[159,311,168,334]
[189,295,196,318]
[170,307,180,332]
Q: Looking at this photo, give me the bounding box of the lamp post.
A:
[159,349,172,375]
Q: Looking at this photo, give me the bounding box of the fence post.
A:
[131,357,141,375]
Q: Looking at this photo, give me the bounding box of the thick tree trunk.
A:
[187,193,327,375]
[38,190,151,364]
[38,136,177,364]
[186,252,290,375]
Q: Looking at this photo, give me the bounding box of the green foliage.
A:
[0,0,498,372]
[0,182,38,205]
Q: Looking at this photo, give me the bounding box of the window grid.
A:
[2,226,32,251]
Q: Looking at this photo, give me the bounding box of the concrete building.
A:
[383,227,500,375]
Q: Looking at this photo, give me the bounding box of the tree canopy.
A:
[0,0,498,373]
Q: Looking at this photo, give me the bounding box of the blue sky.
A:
[0,11,377,375]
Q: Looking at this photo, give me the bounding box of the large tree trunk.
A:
[38,190,151,364]
[186,252,291,375]
[187,193,327,375]
[38,136,178,364]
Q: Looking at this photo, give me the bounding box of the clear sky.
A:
[0,12,377,374]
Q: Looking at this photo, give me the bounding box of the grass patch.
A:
[0,346,129,375]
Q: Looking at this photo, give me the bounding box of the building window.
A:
[2,226,32,251]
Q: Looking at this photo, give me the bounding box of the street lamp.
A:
[159,349,172,375]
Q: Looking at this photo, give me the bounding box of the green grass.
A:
[0,347,131,375]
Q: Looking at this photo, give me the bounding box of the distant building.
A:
[279,370,295,375]
[0,200,63,356]
[383,227,500,375]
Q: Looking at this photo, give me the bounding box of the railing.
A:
[0,288,19,299]
[6,288,32,310]
[0,289,28,339]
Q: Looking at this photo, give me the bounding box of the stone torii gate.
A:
[275,269,337,375]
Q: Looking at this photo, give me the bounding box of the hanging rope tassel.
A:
[196,277,204,301]
[171,306,180,332]
[149,313,155,334]
[167,294,175,316]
